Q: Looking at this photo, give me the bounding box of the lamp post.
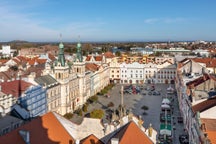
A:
[173,125,176,143]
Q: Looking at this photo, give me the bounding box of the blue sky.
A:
[0,0,216,42]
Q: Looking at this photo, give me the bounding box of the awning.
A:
[167,85,174,91]
[160,124,172,135]
[161,104,170,109]
[162,98,170,104]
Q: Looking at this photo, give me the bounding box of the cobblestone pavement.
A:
[71,83,186,143]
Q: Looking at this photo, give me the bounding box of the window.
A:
[131,70,133,73]
[117,70,119,73]
[122,70,124,73]
[131,74,133,78]
[125,75,127,77]
[112,75,114,78]
[122,75,124,77]
[112,70,114,73]
[140,71,142,73]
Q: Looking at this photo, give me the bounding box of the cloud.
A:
[144,18,160,24]
[144,17,186,24]
[0,3,106,42]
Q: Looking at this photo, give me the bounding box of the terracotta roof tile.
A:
[80,134,104,144]
[201,118,216,144]
[0,59,9,64]
[36,59,47,64]
[109,121,153,144]
[0,112,75,144]
[0,80,32,98]
[28,59,35,65]
[95,56,102,61]
[85,56,92,61]
[85,63,99,72]
[192,58,216,67]
[48,53,56,61]
[104,52,114,58]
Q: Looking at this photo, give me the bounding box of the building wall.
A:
[0,93,17,116]
[19,85,47,117]
[46,84,61,113]
[116,61,176,84]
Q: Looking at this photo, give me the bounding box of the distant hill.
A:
[8,40,29,43]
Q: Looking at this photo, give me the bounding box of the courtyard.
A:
[71,83,185,144]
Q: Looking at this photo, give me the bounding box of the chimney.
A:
[19,130,30,144]
[111,138,119,144]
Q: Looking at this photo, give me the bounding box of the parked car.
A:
[178,116,183,123]
[179,134,189,144]
[148,91,152,95]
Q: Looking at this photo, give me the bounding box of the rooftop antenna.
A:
[60,33,62,42]
[78,35,81,42]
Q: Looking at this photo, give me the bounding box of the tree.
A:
[115,51,121,57]
[63,113,73,119]
[74,108,83,116]
[87,95,98,104]
[90,109,104,119]
[82,104,88,112]
[141,105,149,115]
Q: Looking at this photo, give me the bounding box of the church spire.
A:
[58,34,66,66]
[76,35,83,62]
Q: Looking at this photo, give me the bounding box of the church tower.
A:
[58,41,66,66]
[53,37,70,115]
[76,41,83,62]
[73,38,87,106]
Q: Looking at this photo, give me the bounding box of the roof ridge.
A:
[52,112,76,139]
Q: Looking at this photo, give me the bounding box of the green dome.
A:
[59,42,64,49]
[77,42,81,48]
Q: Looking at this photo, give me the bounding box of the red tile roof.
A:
[85,63,99,72]
[0,112,75,144]
[80,134,104,144]
[201,118,216,144]
[48,53,56,61]
[36,58,47,64]
[85,56,92,61]
[109,121,153,144]
[95,56,103,61]
[0,59,9,64]
[0,80,32,98]
[192,58,216,67]
[192,96,216,113]
[104,52,114,58]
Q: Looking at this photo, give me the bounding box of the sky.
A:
[0,0,216,42]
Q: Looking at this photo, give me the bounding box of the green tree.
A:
[75,108,83,116]
[115,51,121,57]
[90,109,104,119]
[63,113,73,119]
[141,105,149,115]
[88,95,98,104]
[82,104,88,112]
